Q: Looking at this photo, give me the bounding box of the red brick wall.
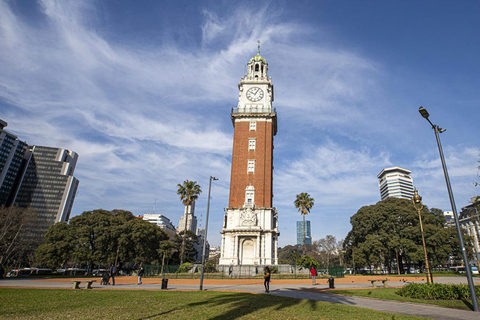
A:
[228,119,274,208]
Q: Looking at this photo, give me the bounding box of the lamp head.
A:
[412,189,422,204]
[419,106,430,119]
[212,177,219,181]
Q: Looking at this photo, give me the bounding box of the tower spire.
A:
[257,40,261,55]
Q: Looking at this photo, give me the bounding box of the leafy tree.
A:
[176,180,202,265]
[297,255,319,270]
[343,198,463,274]
[158,240,177,274]
[277,245,302,264]
[294,192,315,255]
[171,230,199,264]
[35,222,74,268]
[35,209,168,270]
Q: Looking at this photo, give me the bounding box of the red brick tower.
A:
[220,42,279,267]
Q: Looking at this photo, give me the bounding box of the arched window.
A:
[255,64,259,72]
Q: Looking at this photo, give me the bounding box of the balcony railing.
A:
[232,107,276,114]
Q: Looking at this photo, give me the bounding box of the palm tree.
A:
[177,180,202,265]
[294,192,315,255]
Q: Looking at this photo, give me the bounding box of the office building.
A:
[296,220,312,245]
[143,213,176,238]
[377,166,414,201]
[14,146,79,241]
[0,120,29,206]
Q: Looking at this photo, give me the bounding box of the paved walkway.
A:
[1,276,479,320]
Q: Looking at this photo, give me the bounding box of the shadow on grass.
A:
[183,288,360,319]
[186,292,302,319]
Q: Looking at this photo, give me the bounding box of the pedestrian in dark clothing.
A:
[110,265,117,286]
[264,266,271,293]
[138,265,144,285]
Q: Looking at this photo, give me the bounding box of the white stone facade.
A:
[219,206,278,266]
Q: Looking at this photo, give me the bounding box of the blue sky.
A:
[1,0,479,247]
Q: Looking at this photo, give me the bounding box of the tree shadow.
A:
[186,291,304,319]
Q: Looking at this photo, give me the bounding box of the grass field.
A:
[330,288,477,311]
[0,288,428,320]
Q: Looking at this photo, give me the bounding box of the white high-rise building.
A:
[377,166,414,201]
[143,213,176,238]
[177,201,197,234]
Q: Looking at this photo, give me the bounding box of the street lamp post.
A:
[418,106,479,311]
[199,176,218,291]
[412,189,433,284]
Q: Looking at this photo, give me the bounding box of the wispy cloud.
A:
[1,1,478,247]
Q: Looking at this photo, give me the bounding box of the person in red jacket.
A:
[310,267,317,285]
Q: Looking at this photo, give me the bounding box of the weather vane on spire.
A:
[257,40,261,55]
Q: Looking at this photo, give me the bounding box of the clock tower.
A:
[219,42,279,267]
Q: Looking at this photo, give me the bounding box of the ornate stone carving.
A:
[240,207,257,227]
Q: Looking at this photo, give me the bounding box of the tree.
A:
[35,209,168,270]
[314,235,343,268]
[176,180,202,265]
[343,198,463,274]
[0,206,36,267]
[158,240,177,274]
[35,222,74,268]
[297,255,319,270]
[294,192,315,255]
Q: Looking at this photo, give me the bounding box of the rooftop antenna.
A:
[153,198,156,214]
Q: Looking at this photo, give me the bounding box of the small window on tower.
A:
[247,160,255,173]
[248,139,256,151]
[255,64,259,72]
[249,121,256,131]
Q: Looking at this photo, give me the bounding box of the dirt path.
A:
[45,275,428,286]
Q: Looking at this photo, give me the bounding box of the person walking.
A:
[109,264,117,286]
[310,266,317,285]
[264,266,271,293]
[137,264,144,285]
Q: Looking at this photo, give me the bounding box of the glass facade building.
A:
[296,220,312,245]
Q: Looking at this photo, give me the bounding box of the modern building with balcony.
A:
[377,166,414,201]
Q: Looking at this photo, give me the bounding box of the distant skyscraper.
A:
[377,166,414,201]
[14,146,79,241]
[296,220,312,245]
[177,201,198,234]
[0,120,29,206]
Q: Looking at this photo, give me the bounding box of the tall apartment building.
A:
[143,213,176,238]
[296,220,312,246]
[377,166,414,201]
[14,146,79,241]
[177,201,198,234]
[0,120,29,206]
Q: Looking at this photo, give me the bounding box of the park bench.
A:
[368,279,388,287]
[72,280,96,289]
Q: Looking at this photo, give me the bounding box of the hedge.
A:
[396,283,480,300]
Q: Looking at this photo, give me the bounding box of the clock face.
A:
[246,87,264,102]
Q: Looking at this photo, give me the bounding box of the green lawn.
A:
[330,288,477,311]
[0,288,428,320]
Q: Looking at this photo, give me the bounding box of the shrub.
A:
[177,262,192,273]
[396,283,480,300]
